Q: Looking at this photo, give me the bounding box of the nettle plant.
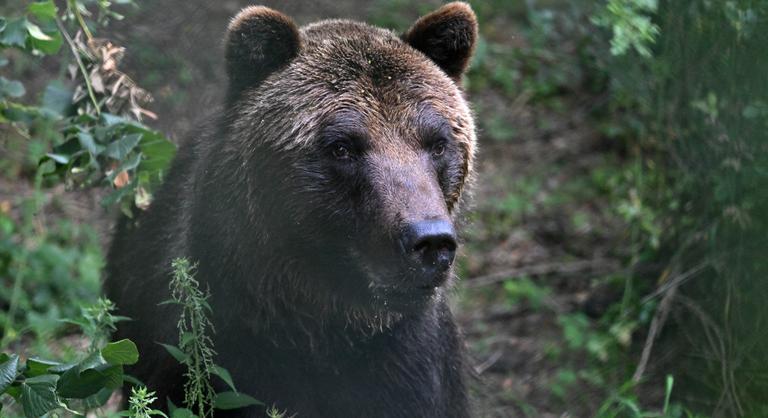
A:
[0,264,262,418]
[160,259,264,418]
[0,1,261,417]
[0,314,140,417]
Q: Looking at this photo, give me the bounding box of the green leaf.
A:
[138,131,176,179]
[0,76,25,98]
[82,387,114,410]
[20,374,61,417]
[56,368,109,399]
[0,18,28,48]
[101,178,136,207]
[158,343,188,364]
[100,113,128,126]
[167,398,178,413]
[107,152,142,183]
[28,0,58,21]
[48,362,76,374]
[41,81,73,116]
[101,339,139,366]
[44,153,70,164]
[78,131,103,157]
[77,351,107,373]
[211,365,237,392]
[29,29,62,55]
[170,408,197,418]
[0,354,19,393]
[104,133,142,161]
[2,101,40,123]
[122,374,144,387]
[25,21,52,41]
[26,358,61,377]
[101,365,124,389]
[47,136,81,165]
[5,385,21,400]
[0,56,8,67]
[167,398,196,418]
[180,332,194,347]
[213,391,263,410]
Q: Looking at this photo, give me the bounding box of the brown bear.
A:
[106,3,478,417]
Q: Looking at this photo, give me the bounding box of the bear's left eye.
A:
[331,144,352,160]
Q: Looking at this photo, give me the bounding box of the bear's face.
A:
[224,4,477,313]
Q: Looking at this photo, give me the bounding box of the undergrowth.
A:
[1,0,764,416]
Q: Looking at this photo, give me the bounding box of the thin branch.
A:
[474,350,504,375]
[640,261,709,304]
[464,258,620,288]
[55,16,100,115]
[632,262,710,383]
[632,276,677,383]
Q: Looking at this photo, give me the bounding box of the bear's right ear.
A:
[225,6,301,102]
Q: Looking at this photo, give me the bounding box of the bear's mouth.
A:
[369,284,441,312]
[364,269,450,309]
[347,244,454,310]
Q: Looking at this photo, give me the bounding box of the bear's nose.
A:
[401,220,457,276]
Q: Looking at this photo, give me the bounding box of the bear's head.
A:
[217,3,477,316]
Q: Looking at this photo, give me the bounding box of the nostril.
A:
[403,220,458,265]
[412,234,457,255]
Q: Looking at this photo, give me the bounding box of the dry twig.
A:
[464,258,620,288]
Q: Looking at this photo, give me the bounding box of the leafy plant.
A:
[161,258,262,418]
[165,258,216,417]
[1,0,175,216]
[595,376,704,418]
[0,338,138,417]
[126,386,168,418]
[66,297,130,352]
[592,0,659,57]
[1,0,174,351]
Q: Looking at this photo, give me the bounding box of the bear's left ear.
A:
[225,6,301,102]
[403,2,478,82]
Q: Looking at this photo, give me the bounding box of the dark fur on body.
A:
[106,4,478,417]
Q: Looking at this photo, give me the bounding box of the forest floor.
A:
[107,2,635,416]
[1,1,643,417]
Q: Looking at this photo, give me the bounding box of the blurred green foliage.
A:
[0,1,178,416]
[454,0,767,415]
[0,0,175,215]
[597,0,768,416]
[0,206,102,347]
[0,0,765,416]
[0,0,175,343]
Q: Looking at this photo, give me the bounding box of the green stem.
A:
[55,16,100,115]
[68,0,93,41]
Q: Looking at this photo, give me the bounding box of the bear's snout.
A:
[400,219,457,287]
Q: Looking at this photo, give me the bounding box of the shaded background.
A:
[2,0,767,417]
[108,2,628,414]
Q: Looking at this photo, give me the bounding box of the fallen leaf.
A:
[113,170,130,188]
